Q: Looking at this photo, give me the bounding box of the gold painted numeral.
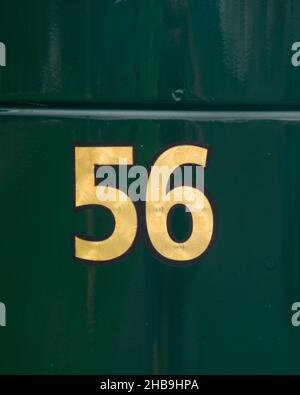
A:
[146,145,213,261]
[74,145,214,264]
[75,147,137,261]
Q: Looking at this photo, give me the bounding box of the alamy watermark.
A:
[0,42,6,67]
[291,302,300,327]
[95,160,204,212]
[0,302,6,327]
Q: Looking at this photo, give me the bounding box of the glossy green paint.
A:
[0,111,299,374]
[0,0,300,107]
[0,0,300,376]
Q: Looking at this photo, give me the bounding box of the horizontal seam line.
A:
[1,108,300,121]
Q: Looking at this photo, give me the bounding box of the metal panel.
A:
[0,110,299,374]
[0,0,300,107]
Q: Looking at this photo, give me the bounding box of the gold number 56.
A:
[74,145,213,264]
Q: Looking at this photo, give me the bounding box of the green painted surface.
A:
[0,0,299,376]
[0,0,300,107]
[0,112,299,374]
